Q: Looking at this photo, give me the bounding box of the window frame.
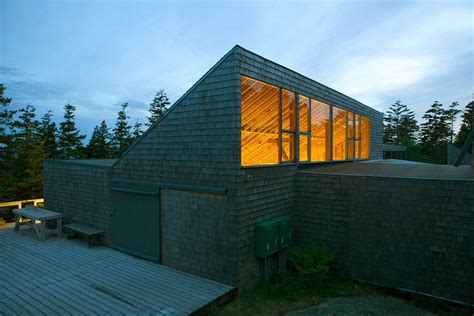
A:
[240,75,371,168]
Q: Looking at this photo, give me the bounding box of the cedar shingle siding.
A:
[44,45,473,305]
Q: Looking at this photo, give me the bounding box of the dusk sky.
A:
[1,0,472,139]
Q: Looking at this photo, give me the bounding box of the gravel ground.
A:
[286,296,435,316]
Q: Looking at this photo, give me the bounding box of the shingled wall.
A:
[43,160,112,244]
[294,171,474,305]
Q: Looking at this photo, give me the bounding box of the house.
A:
[44,45,473,305]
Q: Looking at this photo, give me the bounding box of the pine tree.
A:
[86,120,112,158]
[38,110,58,158]
[13,104,38,139]
[383,101,418,144]
[420,101,449,154]
[58,103,86,158]
[445,102,461,144]
[111,103,132,157]
[147,90,170,126]
[8,104,47,199]
[0,84,16,201]
[454,101,474,148]
[132,119,143,140]
[0,84,15,148]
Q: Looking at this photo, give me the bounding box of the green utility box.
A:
[255,218,280,258]
[274,215,293,248]
[255,215,293,258]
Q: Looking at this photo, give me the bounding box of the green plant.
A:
[289,244,336,281]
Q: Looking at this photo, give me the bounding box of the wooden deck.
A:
[0,223,235,315]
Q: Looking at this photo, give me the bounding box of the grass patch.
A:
[212,273,473,316]
[213,273,375,316]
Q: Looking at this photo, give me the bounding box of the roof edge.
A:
[112,45,240,168]
[233,44,383,116]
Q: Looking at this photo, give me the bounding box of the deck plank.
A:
[0,223,234,315]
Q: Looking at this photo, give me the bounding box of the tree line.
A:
[383,99,473,161]
[0,84,170,201]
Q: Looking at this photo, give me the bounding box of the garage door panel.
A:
[111,190,160,261]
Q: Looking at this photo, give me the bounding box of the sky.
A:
[1,0,473,139]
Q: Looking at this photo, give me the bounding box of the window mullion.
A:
[278,88,282,164]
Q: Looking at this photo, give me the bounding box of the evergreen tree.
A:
[383,100,418,144]
[146,90,170,126]
[8,104,47,199]
[132,119,143,140]
[454,101,474,148]
[86,120,112,158]
[38,110,58,158]
[0,84,16,201]
[445,102,461,144]
[420,101,449,154]
[0,84,15,148]
[58,103,86,158]
[13,104,38,139]
[111,103,132,157]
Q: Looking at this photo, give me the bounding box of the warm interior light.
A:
[332,107,347,161]
[355,114,361,158]
[310,99,330,161]
[241,76,280,166]
[347,112,355,159]
[241,75,371,166]
[361,116,370,159]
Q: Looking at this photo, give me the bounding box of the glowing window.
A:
[299,135,309,161]
[355,114,361,159]
[347,112,355,159]
[282,133,295,162]
[361,116,370,159]
[310,99,330,161]
[282,90,296,131]
[298,95,310,161]
[299,96,310,133]
[241,77,280,166]
[332,107,347,161]
[241,76,370,166]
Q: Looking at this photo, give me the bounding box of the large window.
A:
[241,76,371,166]
[241,76,280,166]
[310,99,330,161]
[332,107,347,161]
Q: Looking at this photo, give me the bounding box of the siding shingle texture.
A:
[43,160,112,244]
[295,172,474,305]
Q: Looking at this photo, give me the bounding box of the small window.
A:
[332,107,347,161]
[282,89,296,131]
[310,99,330,161]
[298,95,310,162]
[347,112,355,159]
[361,116,370,159]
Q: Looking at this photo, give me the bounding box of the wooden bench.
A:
[64,223,104,248]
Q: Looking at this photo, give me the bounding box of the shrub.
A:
[289,243,335,281]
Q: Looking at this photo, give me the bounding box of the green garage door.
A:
[111,185,160,261]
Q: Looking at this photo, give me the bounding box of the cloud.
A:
[0,65,23,77]
[332,55,436,105]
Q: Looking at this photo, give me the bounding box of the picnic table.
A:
[13,206,63,240]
